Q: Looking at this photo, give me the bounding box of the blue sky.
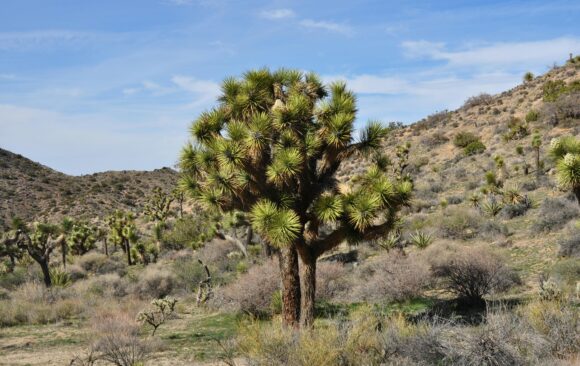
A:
[1,0,579,174]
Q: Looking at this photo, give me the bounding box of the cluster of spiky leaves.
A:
[106,210,138,246]
[179,68,411,249]
[67,221,97,255]
[144,187,175,223]
[550,136,580,191]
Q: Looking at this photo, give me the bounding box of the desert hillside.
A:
[0,148,178,228]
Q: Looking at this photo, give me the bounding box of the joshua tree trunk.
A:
[535,147,541,177]
[61,241,67,269]
[574,186,580,205]
[39,260,52,287]
[104,238,108,256]
[245,226,253,248]
[279,246,300,327]
[125,239,132,265]
[298,248,317,328]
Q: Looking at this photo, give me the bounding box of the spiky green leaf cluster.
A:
[179,68,411,249]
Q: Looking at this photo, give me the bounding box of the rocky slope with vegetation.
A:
[0,148,178,228]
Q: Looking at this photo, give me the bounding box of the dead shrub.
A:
[90,310,154,366]
[132,265,177,299]
[316,262,349,302]
[76,252,127,276]
[218,259,279,317]
[533,197,579,233]
[432,247,520,304]
[352,251,431,303]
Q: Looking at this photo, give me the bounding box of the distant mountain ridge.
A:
[0,148,178,229]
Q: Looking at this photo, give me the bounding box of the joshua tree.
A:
[0,230,25,272]
[14,222,65,287]
[137,297,177,336]
[106,210,138,265]
[68,221,97,256]
[179,68,411,327]
[172,187,186,218]
[532,131,542,177]
[144,187,175,223]
[550,136,580,204]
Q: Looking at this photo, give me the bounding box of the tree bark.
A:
[299,248,317,328]
[574,186,580,206]
[39,260,52,287]
[61,241,67,269]
[535,148,541,177]
[125,239,132,265]
[279,245,300,328]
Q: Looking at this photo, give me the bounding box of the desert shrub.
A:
[316,262,349,302]
[503,117,530,141]
[0,265,29,289]
[162,214,216,250]
[444,311,549,365]
[542,80,580,102]
[352,252,431,303]
[67,264,87,281]
[90,310,154,366]
[437,207,481,240]
[464,140,487,155]
[132,265,177,299]
[171,254,210,292]
[218,259,279,317]
[197,239,241,273]
[463,93,493,108]
[0,282,85,326]
[522,300,580,358]
[501,200,533,219]
[137,296,177,336]
[453,131,480,148]
[525,109,539,122]
[549,258,580,292]
[532,197,579,232]
[557,223,580,257]
[414,110,450,130]
[76,252,126,276]
[80,273,129,298]
[542,92,580,126]
[421,131,449,147]
[432,247,520,304]
[446,195,463,205]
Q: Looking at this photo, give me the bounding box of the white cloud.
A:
[171,75,220,108]
[259,9,295,20]
[299,19,354,36]
[402,37,580,68]
[0,30,99,50]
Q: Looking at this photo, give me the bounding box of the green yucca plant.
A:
[179,68,412,327]
[468,193,482,208]
[409,230,433,249]
[550,136,580,204]
[49,267,71,287]
[377,232,401,251]
[481,196,504,217]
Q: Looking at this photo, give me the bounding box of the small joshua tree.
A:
[523,71,534,83]
[15,222,65,287]
[137,297,177,336]
[144,187,175,223]
[550,136,580,204]
[515,145,530,175]
[68,221,97,256]
[106,210,138,265]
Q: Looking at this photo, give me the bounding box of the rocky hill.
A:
[0,149,178,228]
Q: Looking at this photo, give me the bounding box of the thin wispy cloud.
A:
[0,30,95,50]
[402,37,580,68]
[259,8,295,20]
[299,19,354,36]
[171,75,220,108]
